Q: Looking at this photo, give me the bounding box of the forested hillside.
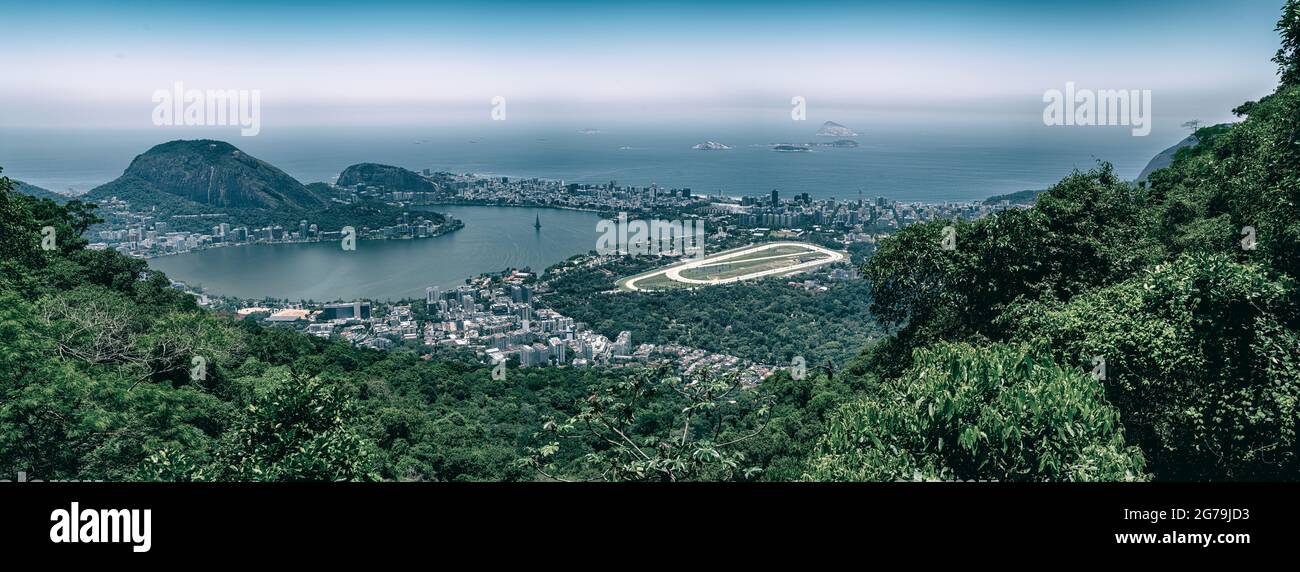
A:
[0,171,792,481]
[809,2,1300,481]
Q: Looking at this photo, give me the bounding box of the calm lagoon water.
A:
[146,205,602,301]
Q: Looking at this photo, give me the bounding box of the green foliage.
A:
[983,189,1043,206]
[9,180,71,204]
[524,367,772,482]
[541,255,881,366]
[871,163,1158,330]
[805,342,1146,482]
[9,2,1300,483]
[0,287,233,481]
[92,176,440,235]
[0,170,46,278]
[725,367,857,481]
[1276,0,1300,87]
[1148,82,1300,279]
[148,371,380,481]
[1007,254,1300,480]
[862,163,1161,379]
[851,7,1300,480]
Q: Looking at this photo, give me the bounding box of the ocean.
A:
[0,116,1180,203]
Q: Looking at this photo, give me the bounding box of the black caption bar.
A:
[0,483,1287,562]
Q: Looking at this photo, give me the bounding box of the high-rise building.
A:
[549,337,566,364]
[771,189,779,207]
[321,301,371,321]
[613,331,632,356]
[509,284,533,304]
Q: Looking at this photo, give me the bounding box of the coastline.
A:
[132,218,466,260]
[412,198,612,216]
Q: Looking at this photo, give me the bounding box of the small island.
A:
[820,139,859,148]
[692,141,732,150]
[816,121,859,137]
[772,144,811,152]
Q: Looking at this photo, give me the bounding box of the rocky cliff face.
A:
[1138,133,1200,182]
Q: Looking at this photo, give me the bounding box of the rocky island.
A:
[816,121,859,137]
[692,141,732,150]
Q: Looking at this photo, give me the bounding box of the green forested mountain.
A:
[4,2,1300,483]
[88,139,323,210]
[982,189,1042,205]
[337,163,439,193]
[11,180,71,204]
[81,140,449,235]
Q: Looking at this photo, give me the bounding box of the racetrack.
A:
[619,242,846,292]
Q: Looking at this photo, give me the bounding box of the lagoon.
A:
[146,205,603,301]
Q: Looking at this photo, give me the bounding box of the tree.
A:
[1007,254,1300,480]
[1275,0,1300,87]
[0,169,45,279]
[805,342,1146,482]
[146,370,380,481]
[524,367,772,482]
[861,163,1160,377]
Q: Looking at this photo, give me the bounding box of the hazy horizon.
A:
[0,0,1285,130]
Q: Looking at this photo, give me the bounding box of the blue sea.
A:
[0,116,1182,203]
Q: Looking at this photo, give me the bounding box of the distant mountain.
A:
[10,180,71,204]
[337,163,438,193]
[816,121,858,137]
[1137,124,1232,181]
[87,140,323,210]
[984,189,1043,206]
[1137,134,1200,182]
[81,140,452,236]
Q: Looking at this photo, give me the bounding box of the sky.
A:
[0,0,1288,128]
